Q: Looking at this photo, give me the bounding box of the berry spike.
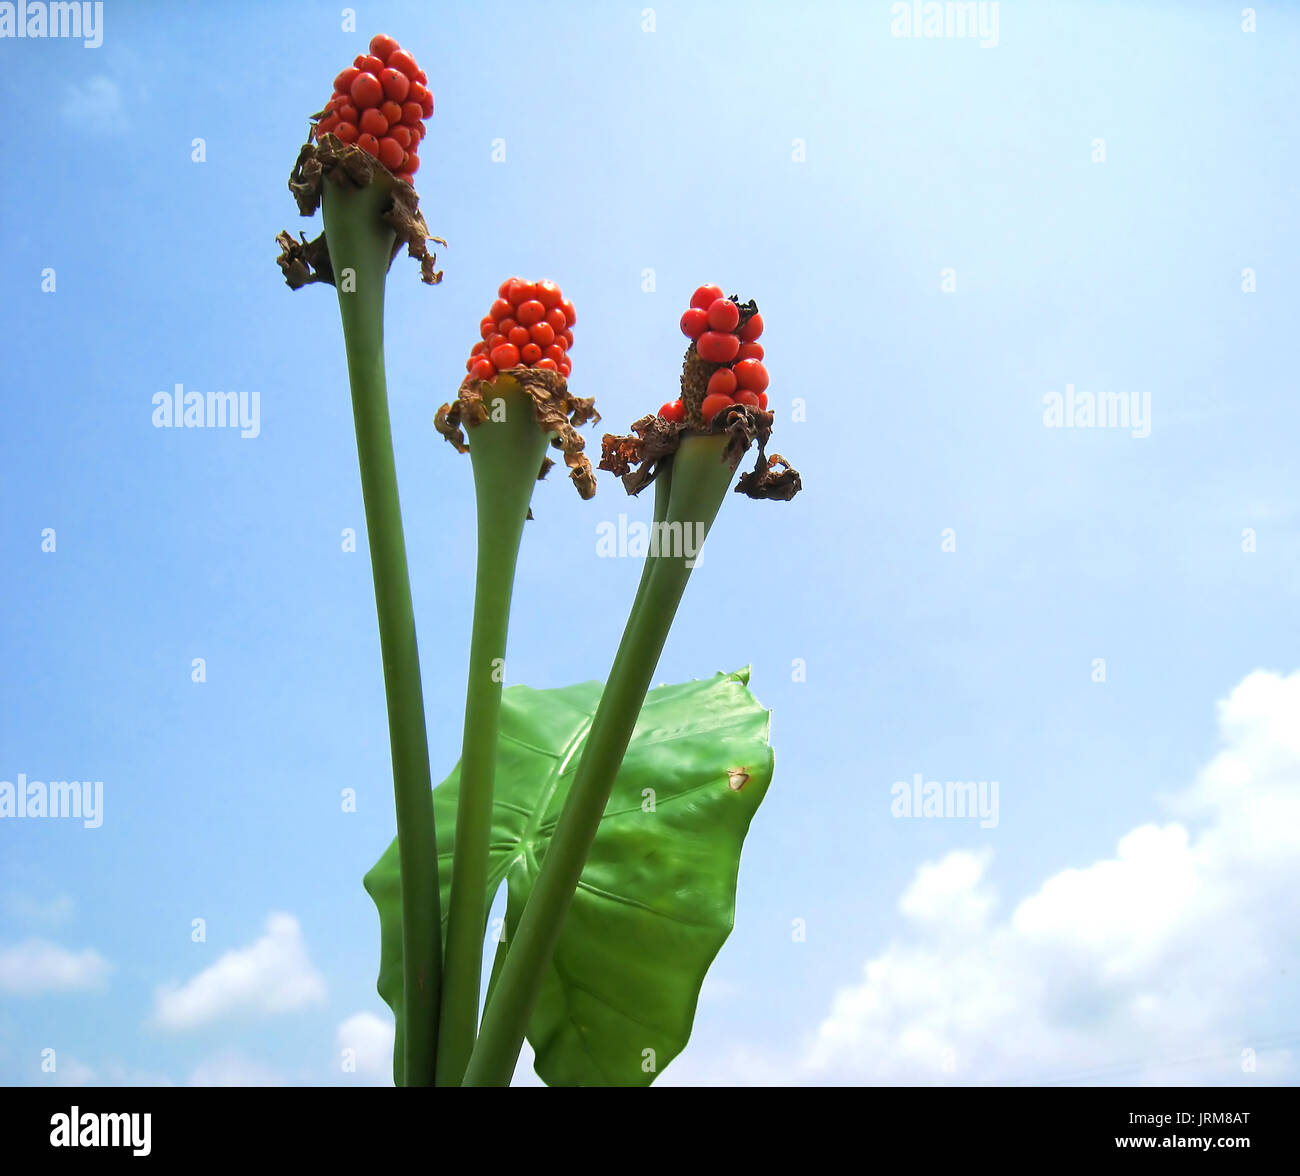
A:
[457,278,576,382]
[674,285,769,430]
[277,33,444,289]
[310,33,435,187]
[436,278,597,501]
[601,284,796,501]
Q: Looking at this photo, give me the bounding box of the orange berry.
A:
[377,135,405,170]
[697,331,739,364]
[359,108,388,136]
[535,279,563,310]
[734,359,769,393]
[350,72,384,109]
[707,368,737,398]
[510,282,539,306]
[700,392,734,423]
[388,49,419,79]
[707,297,740,332]
[691,284,724,311]
[515,300,546,327]
[380,68,410,103]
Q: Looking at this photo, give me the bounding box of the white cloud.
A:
[151,912,325,1031]
[187,1051,281,1087]
[801,668,1300,1085]
[335,1012,393,1081]
[0,939,110,995]
[61,76,122,131]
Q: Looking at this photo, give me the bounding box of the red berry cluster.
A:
[660,284,769,425]
[313,34,433,186]
[465,278,577,382]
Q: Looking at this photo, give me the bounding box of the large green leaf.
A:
[363,668,773,1086]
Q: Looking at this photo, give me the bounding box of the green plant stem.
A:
[464,432,736,1087]
[479,464,672,1043]
[323,179,441,1088]
[437,385,550,1087]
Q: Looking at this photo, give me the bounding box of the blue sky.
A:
[1,0,1298,1086]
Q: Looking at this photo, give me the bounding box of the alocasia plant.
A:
[277,32,802,1087]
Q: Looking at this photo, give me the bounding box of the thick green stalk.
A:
[479,464,672,1029]
[323,180,441,1088]
[437,385,550,1086]
[464,433,736,1087]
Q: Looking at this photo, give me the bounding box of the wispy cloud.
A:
[151,912,326,1032]
[5,892,75,926]
[61,75,122,132]
[0,939,110,995]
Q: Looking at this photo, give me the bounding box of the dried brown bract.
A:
[436,370,600,500]
[276,133,445,288]
[600,404,802,502]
